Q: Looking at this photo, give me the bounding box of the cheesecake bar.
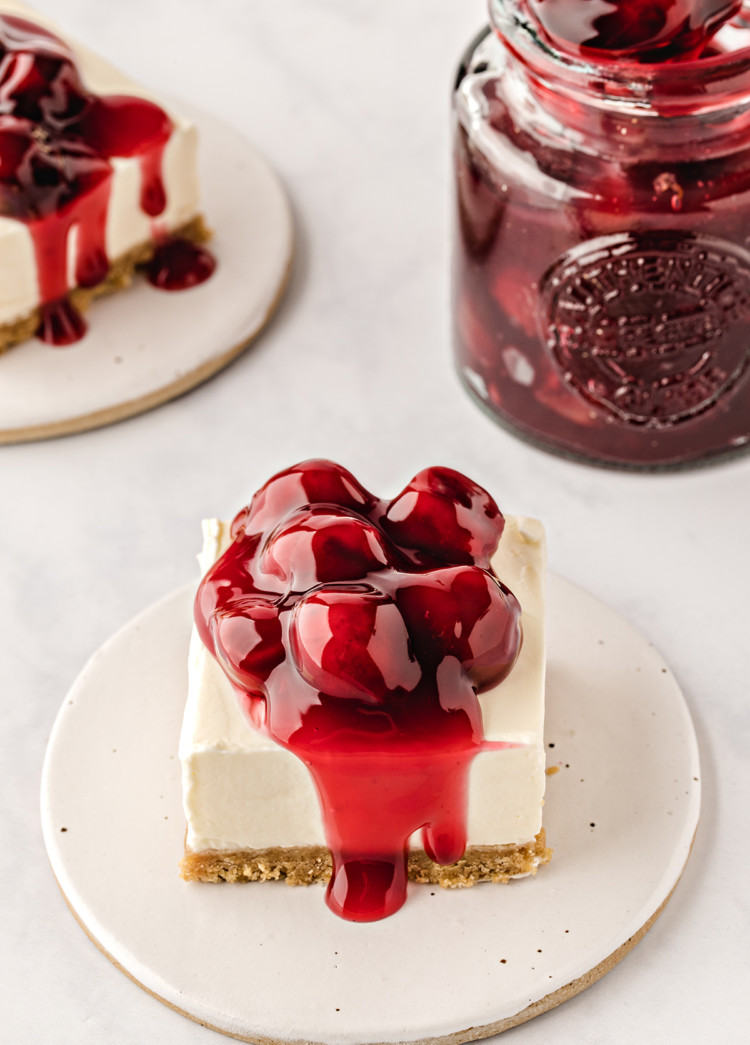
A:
[0,1,211,350]
[179,462,550,920]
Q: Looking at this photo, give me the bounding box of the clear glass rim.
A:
[489,0,750,110]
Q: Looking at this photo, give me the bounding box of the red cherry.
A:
[396,566,522,691]
[0,16,89,126]
[290,586,421,702]
[383,466,504,567]
[527,0,741,61]
[210,598,284,695]
[233,460,377,538]
[259,506,392,589]
[0,117,111,220]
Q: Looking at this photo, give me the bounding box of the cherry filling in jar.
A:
[453,0,750,467]
[195,460,523,922]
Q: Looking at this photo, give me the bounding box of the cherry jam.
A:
[0,15,214,347]
[194,460,523,922]
[453,1,750,467]
[528,0,742,62]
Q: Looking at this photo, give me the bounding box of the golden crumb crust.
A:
[180,830,551,888]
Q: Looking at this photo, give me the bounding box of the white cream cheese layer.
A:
[180,515,547,854]
[0,2,201,326]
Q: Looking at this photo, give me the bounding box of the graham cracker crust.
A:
[180,830,551,888]
[0,214,210,355]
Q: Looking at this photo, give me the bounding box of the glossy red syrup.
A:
[0,15,214,345]
[145,234,217,291]
[195,460,523,922]
[527,0,742,61]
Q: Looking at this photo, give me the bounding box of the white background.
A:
[1,1,748,1043]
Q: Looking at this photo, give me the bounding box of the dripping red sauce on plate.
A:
[195,460,523,922]
[0,15,215,346]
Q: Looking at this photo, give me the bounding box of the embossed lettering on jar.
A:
[453,0,750,467]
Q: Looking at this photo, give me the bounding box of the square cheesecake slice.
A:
[179,513,550,888]
[0,1,210,350]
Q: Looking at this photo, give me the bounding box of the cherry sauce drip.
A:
[195,460,523,922]
[0,15,214,345]
[145,229,217,291]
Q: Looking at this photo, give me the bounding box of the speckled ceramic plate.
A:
[40,575,700,1044]
[0,105,293,444]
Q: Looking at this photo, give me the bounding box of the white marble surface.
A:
[1,1,747,1043]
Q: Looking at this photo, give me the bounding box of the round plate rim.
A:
[0,103,293,445]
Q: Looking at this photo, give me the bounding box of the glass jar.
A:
[452,0,750,468]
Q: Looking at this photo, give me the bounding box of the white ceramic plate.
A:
[40,576,700,1044]
[0,106,293,444]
